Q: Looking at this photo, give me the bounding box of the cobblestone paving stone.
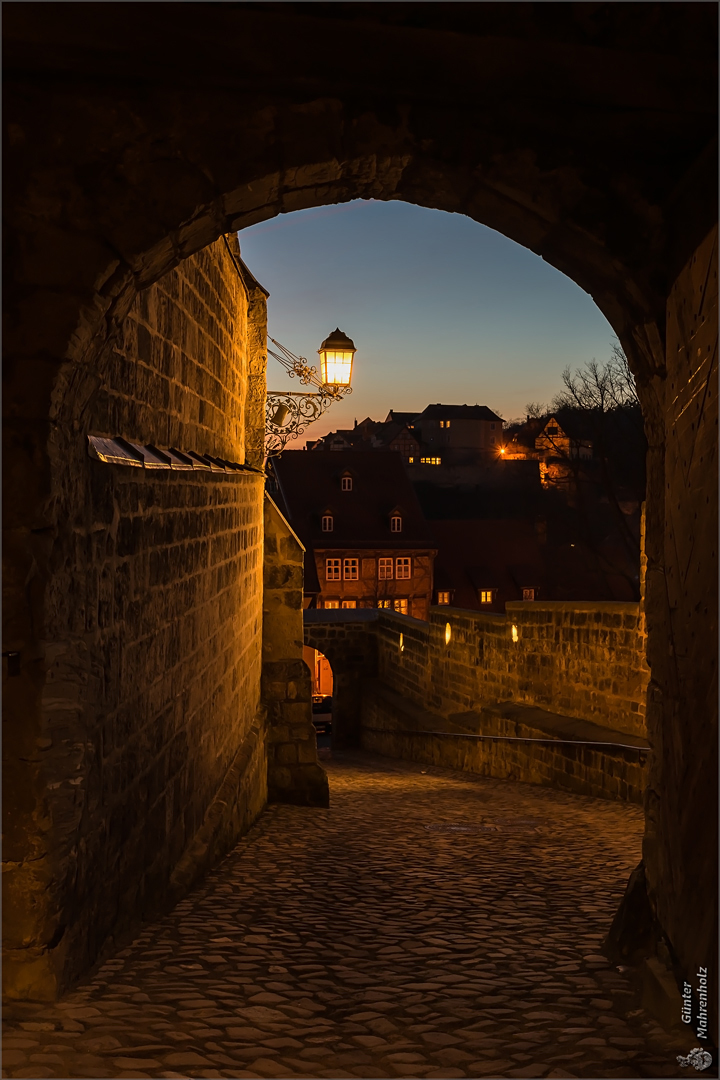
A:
[3,751,700,1080]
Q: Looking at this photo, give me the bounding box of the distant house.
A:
[310,414,421,463]
[410,404,505,466]
[534,415,593,460]
[270,451,437,619]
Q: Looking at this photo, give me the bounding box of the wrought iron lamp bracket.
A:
[264,336,353,457]
[265,385,352,457]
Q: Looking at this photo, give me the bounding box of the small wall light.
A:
[445,622,452,646]
[511,624,519,643]
[399,633,404,653]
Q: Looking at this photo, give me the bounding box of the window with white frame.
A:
[325,558,341,581]
[321,514,333,532]
[341,476,353,491]
[394,598,408,615]
[378,557,393,580]
[390,515,402,532]
[396,557,412,580]
[522,588,535,601]
[342,600,357,609]
[437,591,450,605]
[479,589,493,604]
[343,558,358,580]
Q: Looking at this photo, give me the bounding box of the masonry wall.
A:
[3,236,269,1001]
[263,496,329,806]
[377,603,649,739]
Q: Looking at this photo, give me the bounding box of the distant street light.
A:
[265,329,356,457]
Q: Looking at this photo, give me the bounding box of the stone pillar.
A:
[263,495,329,806]
[644,226,717,1032]
[608,227,718,1040]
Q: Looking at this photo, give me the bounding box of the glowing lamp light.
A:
[318,328,356,388]
[445,622,452,645]
[511,624,519,643]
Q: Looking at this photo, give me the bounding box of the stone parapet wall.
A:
[361,681,648,804]
[378,603,649,740]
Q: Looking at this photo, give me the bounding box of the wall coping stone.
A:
[304,609,380,624]
[505,600,641,614]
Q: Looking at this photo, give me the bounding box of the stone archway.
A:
[3,3,717,1019]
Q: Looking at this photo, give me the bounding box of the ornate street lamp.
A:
[265,329,356,457]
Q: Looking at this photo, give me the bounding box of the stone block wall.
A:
[378,603,649,739]
[3,236,269,1001]
[362,683,649,804]
[263,496,329,806]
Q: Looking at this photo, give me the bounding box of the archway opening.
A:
[4,4,715,1023]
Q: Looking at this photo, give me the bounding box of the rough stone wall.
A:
[262,496,328,806]
[362,682,648,805]
[640,226,718,1031]
[3,237,268,1001]
[304,602,648,746]
[377,604,649,739]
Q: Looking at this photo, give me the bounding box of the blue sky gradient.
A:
[238,200,616,441]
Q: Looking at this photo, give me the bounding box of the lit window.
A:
[378,557,394,580]
[321,514,333,532]
[394,598,408,615]
[324,600,339,609]
[408,456,414,464]
[325,559,341,581]
[343,558,358,581]
[377,599,392,609]
[420,457,441,465]
[440,420,451,429]
[396,557,412,580]
[390,515,402,533]
[341,476,352,491]
[522,588,535,601]
[437,591,450,605]
[480,590,493,604]
[342,600,357,609]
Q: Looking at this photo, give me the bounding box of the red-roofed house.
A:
[270,451,437,619]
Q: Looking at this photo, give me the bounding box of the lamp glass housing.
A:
[318,348,354,387]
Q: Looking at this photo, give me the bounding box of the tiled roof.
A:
[272,450,436,550]
[430,519,636,608]
[417,403,504,422]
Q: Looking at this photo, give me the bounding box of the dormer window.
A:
[341,475,353,492]
[390,515,402,533]
[321,514,333,532]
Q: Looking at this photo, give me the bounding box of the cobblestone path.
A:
[3,751,693,1080]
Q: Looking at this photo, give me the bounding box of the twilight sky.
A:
[238,200,616,442]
